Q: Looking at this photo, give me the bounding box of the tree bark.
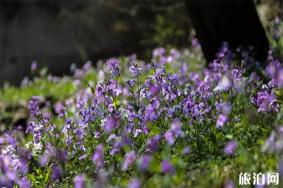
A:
[186,0,269,65]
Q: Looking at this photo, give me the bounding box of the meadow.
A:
[0,18,283,188]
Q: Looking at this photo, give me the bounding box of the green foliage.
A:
[1,19,283,188]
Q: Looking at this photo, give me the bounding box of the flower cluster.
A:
[1,40,283,187]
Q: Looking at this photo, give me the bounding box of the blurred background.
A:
[0,0,282,85]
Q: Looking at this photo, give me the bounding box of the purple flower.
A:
[279,159,283,176]
[105,79,122,96]
[161,160,175,174]
[133,129,142,137]
[224,140,237,156]
[248,72,260,84]
[153,47,166,58]
[74,175,85,188]
[122,151,136,171]
[170,119,183,137]
[149,85,160,96]
[65,118,72,128]
[6,170,17,181]
[79,154,87,161]
[152,48,168,64]
[77,127,86,141]
[127,79,136,87]
[216,114,228,129]
[164,131,175,145]
[31,61,37,71]
[182,147,190,155]
[216,42,232,61]
[92,144,104,169]
[79,107,96,124]
[214,75,232,91]
[224,180,235,188]
[28,96,40,117]
[263,132,276,152]
[278,126,283,135]
[231,68,242,80]
[106,58,120,76]
[0,175,13,187]
[255,91,279,112]
[55,149,68,163]
[26,122,43,143]
[191,37,200,48]
[39,153,49,166]
[110,141,123,156]
[129,63,142,76]
[144,104,158,122]
[19,159,28,174]
[277,69,283,88]
[270,17,281,41]
[265,60,281,78]
[4,133,17,147]
[83,61,92,72]
[147,135,161,152]
[127,178,141,188]
[169,49,180,60]
[138,155,152,171]
[17,177,31,188]
[51,165,62,181]
[103,116,119,133]
[215,102,232,115]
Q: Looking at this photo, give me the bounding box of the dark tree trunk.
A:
[186,0,269,65]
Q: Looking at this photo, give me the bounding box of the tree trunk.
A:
[186,0,269,65]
